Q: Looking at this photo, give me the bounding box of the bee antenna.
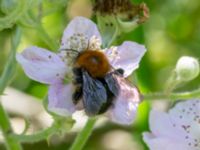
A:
[60,48,80,54]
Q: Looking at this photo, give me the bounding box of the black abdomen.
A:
[72,67,118,115]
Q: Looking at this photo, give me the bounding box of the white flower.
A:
[16,16,146,125]
[143,99,200,150]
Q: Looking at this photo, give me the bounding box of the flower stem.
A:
[0,27,22,150]
[11,123,58,143]
[69,118,96,150]
[144,87,200,101]
[0,104,22,150]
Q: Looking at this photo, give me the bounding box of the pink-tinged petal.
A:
[48,83,75,116]
[60,16,102,51]
[169,100,200,141]
[143,133,189,150]
[108,77,141,125]
[149,110,185,139]
[105,41,146,77]
[144,100,200,150]
[16,46,67,84]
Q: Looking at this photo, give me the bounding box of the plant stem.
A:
[69,118,96,150]
[144,87,200,100]
[0,104,22,150]
[0,27,22,150]
[11,124,58,143]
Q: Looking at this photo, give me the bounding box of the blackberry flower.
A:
[16,17,146,125]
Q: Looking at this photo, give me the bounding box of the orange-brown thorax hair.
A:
[75,50,110,78]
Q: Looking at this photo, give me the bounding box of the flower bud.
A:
[175,56,200,81]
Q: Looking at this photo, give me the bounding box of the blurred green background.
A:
[0,0,200,149]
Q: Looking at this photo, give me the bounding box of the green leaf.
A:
[1,0,17,13]
[0,0,28,31]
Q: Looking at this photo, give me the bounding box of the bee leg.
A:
[72,86,82,105]
[114,68,124,75]
[72,67,83,84]
[72,67,83,104]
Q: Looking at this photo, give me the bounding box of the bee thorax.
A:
[75,50,110,78]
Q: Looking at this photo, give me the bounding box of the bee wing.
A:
[82,71,107,116]
[104,73,119,96]
[105,73,141,125]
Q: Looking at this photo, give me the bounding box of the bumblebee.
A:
[63,49,135,116]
